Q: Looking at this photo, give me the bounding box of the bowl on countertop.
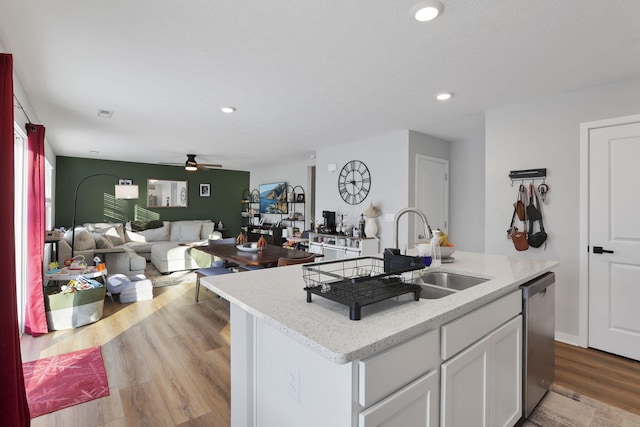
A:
[440,244,456,259]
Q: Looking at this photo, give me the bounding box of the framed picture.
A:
[259,182,288,214]
[296,193,305,202]
[118,179,133,185]
[199,183,211,197]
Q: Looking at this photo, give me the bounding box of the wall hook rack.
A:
[509,168,547,186]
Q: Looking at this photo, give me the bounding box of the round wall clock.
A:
[338,160,371,205]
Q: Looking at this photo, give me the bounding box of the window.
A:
[45,158,53,229]
[14,124,27,334]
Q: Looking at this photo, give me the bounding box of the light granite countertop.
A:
[201,251,558,364]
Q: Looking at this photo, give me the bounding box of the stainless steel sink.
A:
[417,285,456,299]
[419,271,488,291]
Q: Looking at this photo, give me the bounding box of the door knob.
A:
[593,246,614,254]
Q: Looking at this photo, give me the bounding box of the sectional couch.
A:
[57,220,218,275]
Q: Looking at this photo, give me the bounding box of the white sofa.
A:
[57,220,217,275]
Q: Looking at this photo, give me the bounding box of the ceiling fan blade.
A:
[158,154,222,170]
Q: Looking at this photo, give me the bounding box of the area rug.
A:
[524,384,640,426]
[145,262,196,287]
[23,346,109,418]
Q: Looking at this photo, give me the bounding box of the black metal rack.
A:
[509,168,546,183]
[303,257,422,320]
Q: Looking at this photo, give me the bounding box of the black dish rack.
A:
[303,257,423,320]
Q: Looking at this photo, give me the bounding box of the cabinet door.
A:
[309,242,323,254]
[441,335,490,427]
[441,316,522,427]
[345,248,360,259]
[323,246,346,260]
[359,370,439,427]
[489,316,522,427]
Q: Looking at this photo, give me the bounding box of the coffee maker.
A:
[322,210,336,234]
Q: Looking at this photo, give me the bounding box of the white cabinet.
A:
[359,329,439,407]
[358,329,440,427]
[440,315,522,427]
[359,370,439,427]
[229,288,523,427]
[308,232,379,260]
[490,317,522,427]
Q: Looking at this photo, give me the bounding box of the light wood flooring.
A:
[21,282,231,426]
[20,282,640,425]
[554,341,640,416]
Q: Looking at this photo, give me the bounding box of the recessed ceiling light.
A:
[435,92,454,101]
[220,106,236,113]
[97,109,113,118]
[411,1,444,22]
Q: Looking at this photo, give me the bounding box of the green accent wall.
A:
[55,156,249,235]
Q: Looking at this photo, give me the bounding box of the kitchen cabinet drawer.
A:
[309,242,323,254]
[441,290,521,360]
[359,329,439,408]
[359,369,439,427]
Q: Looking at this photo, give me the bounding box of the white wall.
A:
[1,41,58,220]
[249,157,315,229]
[449,135,485,252]
[485,76,640,344]
[316,131,409,251]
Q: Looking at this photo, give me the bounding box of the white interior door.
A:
[588,122,640,361]
[415,155,448,241]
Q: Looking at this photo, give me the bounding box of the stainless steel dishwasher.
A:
[520,271,555,419]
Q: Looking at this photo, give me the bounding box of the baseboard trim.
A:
[555,331,582,347]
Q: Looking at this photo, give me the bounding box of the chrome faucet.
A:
[393,207,433,250]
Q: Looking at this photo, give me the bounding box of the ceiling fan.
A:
[160,154,222,171]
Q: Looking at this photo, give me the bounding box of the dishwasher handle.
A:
[520,272,555,298]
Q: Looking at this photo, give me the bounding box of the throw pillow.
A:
[170,221,203,242]
[74,230,96,251]
[139,221,171,241]
[201,222,216,240]
[102,225,126,246]
[130,219,165,232]
[94,235,114,249]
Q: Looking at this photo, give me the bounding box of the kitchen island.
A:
[201,251,557,427]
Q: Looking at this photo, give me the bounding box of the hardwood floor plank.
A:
[119,380,175,427]
[133,321,212,424]
[100,328,153,390]
[555,342,640,416]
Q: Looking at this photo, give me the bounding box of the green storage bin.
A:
[44,286,106,330]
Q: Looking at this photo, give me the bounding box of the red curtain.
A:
[0,53,30,425]
[24,123,47,336]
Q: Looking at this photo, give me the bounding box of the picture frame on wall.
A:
[118,179,133,185]
[200,183,211,197]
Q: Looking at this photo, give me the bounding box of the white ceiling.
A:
[1,0,639,171]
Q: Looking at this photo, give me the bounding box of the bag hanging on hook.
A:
[528,187,547,248]
[508,187,528,251]
[514,184,527,221]
[526,183,542,221]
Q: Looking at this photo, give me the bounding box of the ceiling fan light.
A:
[185,165,198,171]
[220,106,236,113]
